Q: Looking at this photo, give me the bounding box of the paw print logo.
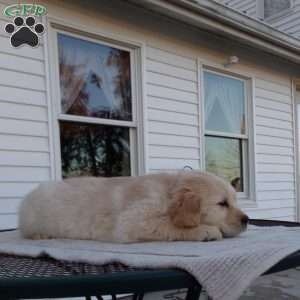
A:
[5,16,45,48]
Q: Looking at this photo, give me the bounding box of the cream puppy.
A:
[19,171,248,243]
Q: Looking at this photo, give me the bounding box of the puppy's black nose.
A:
[241,215,249,226]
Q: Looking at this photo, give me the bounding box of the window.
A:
[203,71,249,194]
[56,32,138,178]
[264,0,292,19]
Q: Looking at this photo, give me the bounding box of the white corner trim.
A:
[43,15,56,181]
[140,44,149,175]
[292,78,300,221]
[197,59,205,171]
[46,19,63,180]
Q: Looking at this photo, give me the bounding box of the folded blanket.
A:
[0,226,300,300]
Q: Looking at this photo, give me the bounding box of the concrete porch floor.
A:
[240,268,300,299]
[143,268,300,300]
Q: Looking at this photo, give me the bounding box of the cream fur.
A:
[18,171,248,243]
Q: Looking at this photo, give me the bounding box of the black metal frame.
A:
[1,219,300,300]
[0,269,199,300]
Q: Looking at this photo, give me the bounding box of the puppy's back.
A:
[19,181,61,239]
[19,177,110,239]
[18,173,181,241]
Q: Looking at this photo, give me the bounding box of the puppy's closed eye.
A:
[218,199,229,208]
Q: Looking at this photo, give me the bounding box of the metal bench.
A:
[0,219,300,300]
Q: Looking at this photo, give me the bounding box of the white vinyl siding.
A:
[267,0,300,39]
[0,0,298,228]
[218,0,258,17]
[217,0,300,40]
[145,44,296,219]
[146,46,200,172]
[249,76,296,220]
[0,1,51,229]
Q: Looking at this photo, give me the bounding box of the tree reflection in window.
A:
[58,34,132,121]
[60,121,131,178]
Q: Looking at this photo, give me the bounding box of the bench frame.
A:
[1,219,300,300]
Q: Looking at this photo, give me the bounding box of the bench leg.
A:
[186,285,202,300]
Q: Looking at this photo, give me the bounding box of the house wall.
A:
[146,47,201,172]
[267,0,300,39]
[217,0,300,39]
[217,0,258,18]
[0,0,298,229]
[0,0,52,229]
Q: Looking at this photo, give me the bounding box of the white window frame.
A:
[200,66,255,203]
[293,80,300,221]
[47,23,145,180]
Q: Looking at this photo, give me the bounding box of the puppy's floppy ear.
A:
[169,187,201,228]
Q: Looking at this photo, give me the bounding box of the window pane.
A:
[60,121,131,178]
[205,136,244,192]
[58,34,132,121]
[204,71,246,135]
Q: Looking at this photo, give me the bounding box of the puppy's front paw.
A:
[204,227,223,241]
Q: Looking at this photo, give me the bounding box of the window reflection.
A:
[204,72,245,135]
[205,136,244,192]
[58,34,132,121]
[60,121,131,178]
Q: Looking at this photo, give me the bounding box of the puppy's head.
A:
[169,172,248,238]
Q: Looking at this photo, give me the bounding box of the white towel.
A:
[0,226,300,300]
